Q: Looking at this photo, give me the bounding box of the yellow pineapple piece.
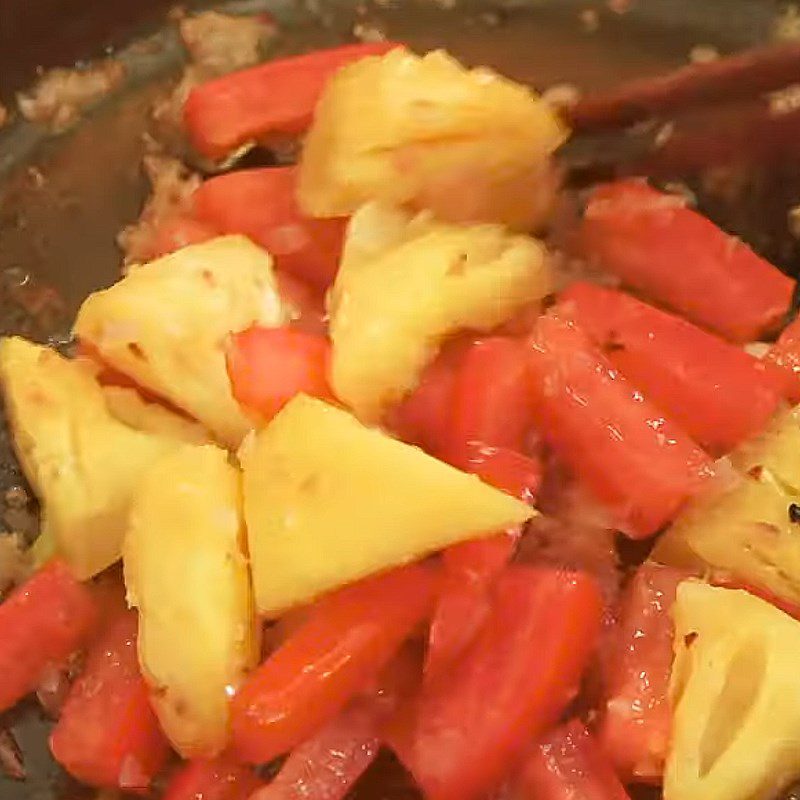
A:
[74,236,288,448]
[298,48,567,231]
[125,444,257,757]
[0,337,181,578]
[330,202,550,421]
[666,580,800,800]
[240,395,534,616]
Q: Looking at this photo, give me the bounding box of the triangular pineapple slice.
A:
[74,235,288,448]
[330,202,550,421]
[124,444,257,757]
[240,394,534,615]
[667,581,800,800]
[0,337,184,579]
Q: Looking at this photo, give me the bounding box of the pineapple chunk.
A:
[298,48,567,231]
[654,471,800,604]
[240,395,534,616]
[729,404,800,493]
[102,386,210,444]
[655,406,800,605]
[330,202,550,421]
[666,581,800,800]
[73,236,288,448]
[0,337,181,579]
[125,444,257,757]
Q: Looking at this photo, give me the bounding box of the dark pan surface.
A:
[0,1,797,798]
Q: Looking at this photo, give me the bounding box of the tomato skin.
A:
[765,315,800,403]
[559,282,783,455]
[162,758,263,800]
[184,43,399,160]
[510,720,631,800]
[580,180,793,342]
[49,609,170,790]
[597,563,688,783]
[389,567,603,800]
[449,337,533,455]
[227,327,332,422]
[526,312,714,538]
[231,565,436,765]
[251,651,416,800]
[0,560,98,713]
[193,167,345,289]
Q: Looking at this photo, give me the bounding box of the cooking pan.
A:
[0,1,799,798]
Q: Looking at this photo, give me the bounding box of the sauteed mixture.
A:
[2,10,800,800]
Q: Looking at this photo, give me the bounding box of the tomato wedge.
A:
[597,563,688,783]
[559,282,783,454]
[580,180,793,342]
[163,758,263,800]
[184,43,399,160]
[231,564,436,764]
[510,720,631,800]
[448,337,533,455]
[0,560,98,713]
[251,649,417,800]
[526,312,715,538]
[227,326,332,422]
[50,609,169,790]
[389,567,603,800]
[426,441,540,680]
[193,167,346,289]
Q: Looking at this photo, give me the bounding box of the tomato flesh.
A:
[389,567,603,800]
[162,757,263,800]
[193,167,346,289]
[50,609,169,790]
[597,562,688,783]
[0,560,98,714]
[184,43,399,160]
[559,281,783,454]
[526,312,715,538]
[231,564,436,764]
[580,180,793,342]
[227,326,332,422]
[511,720,631,800]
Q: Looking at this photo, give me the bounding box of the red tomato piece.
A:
[193,167,346,289]
[448,337,533,455]
[146,214,219,261]
[50,609,169,790]
[0,560,98,713]
[388,339,471,457]
[388,567,603,800]
[425,442,541,679]
[580,180,793,342]
[274,271,328,337]
[597,563,688,783]
[510,720,631,800]
[231,564,437,765]
[184,43,400,160]
[450,441,542,503]
[526,312,715,538]
[559,282,783,454]
[765,314,800,403]
[227,327,332,422]
[163,758,263,800]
